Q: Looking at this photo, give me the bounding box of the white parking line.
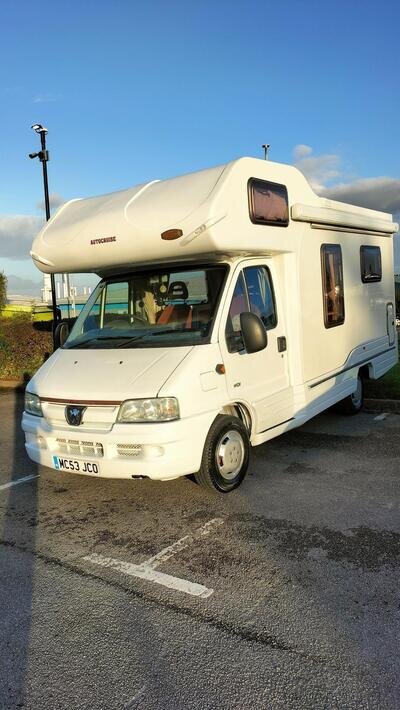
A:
[0,474,39,491]
[144,517,224,569]
[83,517,224,598]
[84,553,214,598]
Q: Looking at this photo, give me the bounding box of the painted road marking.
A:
[83,553,214,598]
[84,517,224,598]
[144,517,224,569]
[0,474,39,491]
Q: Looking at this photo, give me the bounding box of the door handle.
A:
[277,336,287,352]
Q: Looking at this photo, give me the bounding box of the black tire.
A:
[194,415,250,492]
[337,374,364,415]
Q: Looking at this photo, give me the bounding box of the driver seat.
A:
[157,281,192,327]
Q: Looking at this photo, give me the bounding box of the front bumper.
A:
[21,411,214,481]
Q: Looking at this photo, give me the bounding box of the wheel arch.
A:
[359,363,372,380]
[220,402,253,434]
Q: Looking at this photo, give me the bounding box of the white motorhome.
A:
[22,157,398,492]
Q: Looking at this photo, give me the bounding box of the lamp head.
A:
[31,124,48,134]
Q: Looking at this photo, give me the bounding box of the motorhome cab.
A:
[22,157,398,492]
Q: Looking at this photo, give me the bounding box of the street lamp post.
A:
[29,124,58,337]
[262,144,271,160]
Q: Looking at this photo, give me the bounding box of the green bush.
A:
[0,313,53,381]
[0,273,7,314]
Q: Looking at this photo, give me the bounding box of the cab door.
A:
[220,261,293,434]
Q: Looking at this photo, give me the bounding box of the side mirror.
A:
[240,312,268,354]
[54,321,69,349]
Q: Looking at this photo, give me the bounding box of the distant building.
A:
[42,273,92,304]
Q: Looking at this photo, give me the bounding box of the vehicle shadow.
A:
[0,386,39,708]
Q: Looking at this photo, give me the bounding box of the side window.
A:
[82,290,102,333]
[321,245,345,328]
[360,246,382,283]
[225,273,247,352]
[103,281,129,325]
[225,266,277,352]
[244,266,277,330]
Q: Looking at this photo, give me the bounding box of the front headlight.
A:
[117,397,180,422]
[24,392,43,417]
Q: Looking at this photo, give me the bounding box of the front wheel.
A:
[337,374,364,415]
[194,415,250,492]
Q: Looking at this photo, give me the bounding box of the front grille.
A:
[56,438,104,458]
[116,443,142,458]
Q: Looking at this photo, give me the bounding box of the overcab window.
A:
[248,179,289,226]
[321,244,345,328]
[360,246,382,283]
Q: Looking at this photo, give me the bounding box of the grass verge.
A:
[364,361,400,400]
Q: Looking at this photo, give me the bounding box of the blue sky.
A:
[1,0,399,292]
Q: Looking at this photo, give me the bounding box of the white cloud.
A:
[395,239,400,273]
[293,144,400,215]
[33,93,62,103]
[5,274,42,297]
[293,144,341,192]
[320,176,400,271]
[0,215,43,260]
[293,144,313,160]
[0,194,66,261]
[292,144,400,270]
[323,177,400,215]
[35,192,66,212]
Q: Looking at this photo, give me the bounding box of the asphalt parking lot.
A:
[0,391,399,709]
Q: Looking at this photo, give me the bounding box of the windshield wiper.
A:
[67,335,136,349]
[68,328,201,349]
[116,328,197,348]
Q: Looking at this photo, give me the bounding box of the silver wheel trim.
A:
[215,430,245,480]
[351,378,362,408]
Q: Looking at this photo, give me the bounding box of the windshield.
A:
[64,265,227,349]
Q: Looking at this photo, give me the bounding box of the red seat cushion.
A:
[157,304,192,328]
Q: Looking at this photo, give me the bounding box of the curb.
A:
[0,380,26,392]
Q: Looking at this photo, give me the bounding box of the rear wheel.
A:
[194,415,250,492]
[337,374,364,415]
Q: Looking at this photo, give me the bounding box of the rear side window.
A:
[321,245,345,328]
[360,246,382,283]
[248,179,289,226]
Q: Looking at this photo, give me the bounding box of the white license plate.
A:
[52,456,100,475]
